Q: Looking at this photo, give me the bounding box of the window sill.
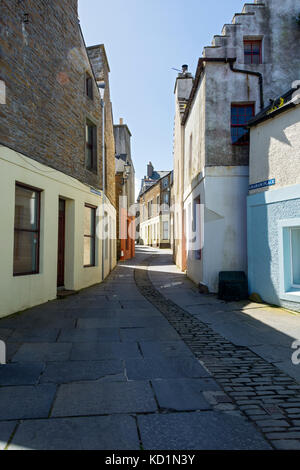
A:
[13,272,40,277]
[280,289,300,303]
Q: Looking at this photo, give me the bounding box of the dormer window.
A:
[86,73,93,100]
[244,39,262,65]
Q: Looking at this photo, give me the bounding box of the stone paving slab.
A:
[7,328,60,343]
[125,356,210,380]
[0,384,56,420]
[70,341,141,361]
[76,318,120,328]
[7,415,140,450]
[139,340,194,358]
[12,343,72,362]
[117,316,170,328]
[51,380,157,417]
[151,379,214,411]
[120,327,181,342]
[39,360,125,384]
[0,363,45,386]
[137,411,271,450]
[0,421,17,450]
[58,328,120,343]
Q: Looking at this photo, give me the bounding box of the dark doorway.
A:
[57,199,66,288]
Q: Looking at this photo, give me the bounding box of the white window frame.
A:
[290,227,300,289]
[278,218,300,302]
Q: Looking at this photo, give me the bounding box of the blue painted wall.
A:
[248,188,300,312]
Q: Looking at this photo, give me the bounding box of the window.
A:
[84,204,96,267]
[14,183,41,276]
[86,121,97,171]
[163,192,169,205]
[156,195,160,214]
[231,104,254,145]
[189,134,193,177]
[148,200,152,218]
[291,228,300,288]
[244,40,262,65]
[162,177,169,189]
[86,73,93,99]
[279,220,300,302]
[193,196,202,260]
[163,221,169,240]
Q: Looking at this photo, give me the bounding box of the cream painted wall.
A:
[249,106,300,194]
[183,166,249,292]
[0,146,116,318]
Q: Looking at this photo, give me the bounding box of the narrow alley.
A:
[1,247,300,450]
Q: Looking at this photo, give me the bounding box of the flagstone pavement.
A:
[0,246,299,450]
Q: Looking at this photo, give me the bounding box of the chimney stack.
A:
[147,162,154,178]
[182,64,188,74]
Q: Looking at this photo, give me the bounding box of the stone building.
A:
[0,0,116,317]
[138,164,173,248]
[173,0,300,293]
[114,119,135,260]
[247,84,300,312]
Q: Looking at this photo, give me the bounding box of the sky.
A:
[78,0,246,197]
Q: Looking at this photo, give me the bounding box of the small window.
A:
[14,183,41,276]
[84,204,96,267]
[193,196,202,260]
[86,121,97,171]
[148,200,152,218]
[244,40,262,65]
[163,192,170,205]
[86,73,93,100]
[163,221,169,240]
[162,177,169,189]
[291,228,300,288]
[231,104,255,145]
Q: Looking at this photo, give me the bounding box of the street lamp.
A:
[97,81,106,281]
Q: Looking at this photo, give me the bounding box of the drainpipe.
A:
[227,58,264,111]
[98,81,106,281]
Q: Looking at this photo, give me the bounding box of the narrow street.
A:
[1,246,300,450]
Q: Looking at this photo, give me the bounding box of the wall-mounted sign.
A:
[90,188,102,197]
[249,178,275,191]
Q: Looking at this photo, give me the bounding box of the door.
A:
[57,199,65,287]
[182,209,187,271]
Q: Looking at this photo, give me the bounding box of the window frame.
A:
[290,227,300,289]
[163,221,169,240]
[84,203,97,268]
[86,120,98,172]
[278,219,300,303]
[13,182,42,277]
[193,196,202,261]
[244,39,262,65]
[231,103,255,146]
[85,73,93,100]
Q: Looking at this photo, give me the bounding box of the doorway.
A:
[57,198,65,288]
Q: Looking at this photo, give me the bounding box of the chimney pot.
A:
[182,64,188,74]
[119,118,124,125]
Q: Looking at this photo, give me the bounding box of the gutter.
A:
[182,57,264,125]
[228,59,264,111]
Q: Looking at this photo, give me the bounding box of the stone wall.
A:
[87,45,116,207]
[0,0,112,194]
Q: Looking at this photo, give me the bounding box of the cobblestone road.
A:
[0,247,299,449]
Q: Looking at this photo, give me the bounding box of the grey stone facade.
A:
[0,0,115,196]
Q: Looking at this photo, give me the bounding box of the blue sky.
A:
[79,0,246,196]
